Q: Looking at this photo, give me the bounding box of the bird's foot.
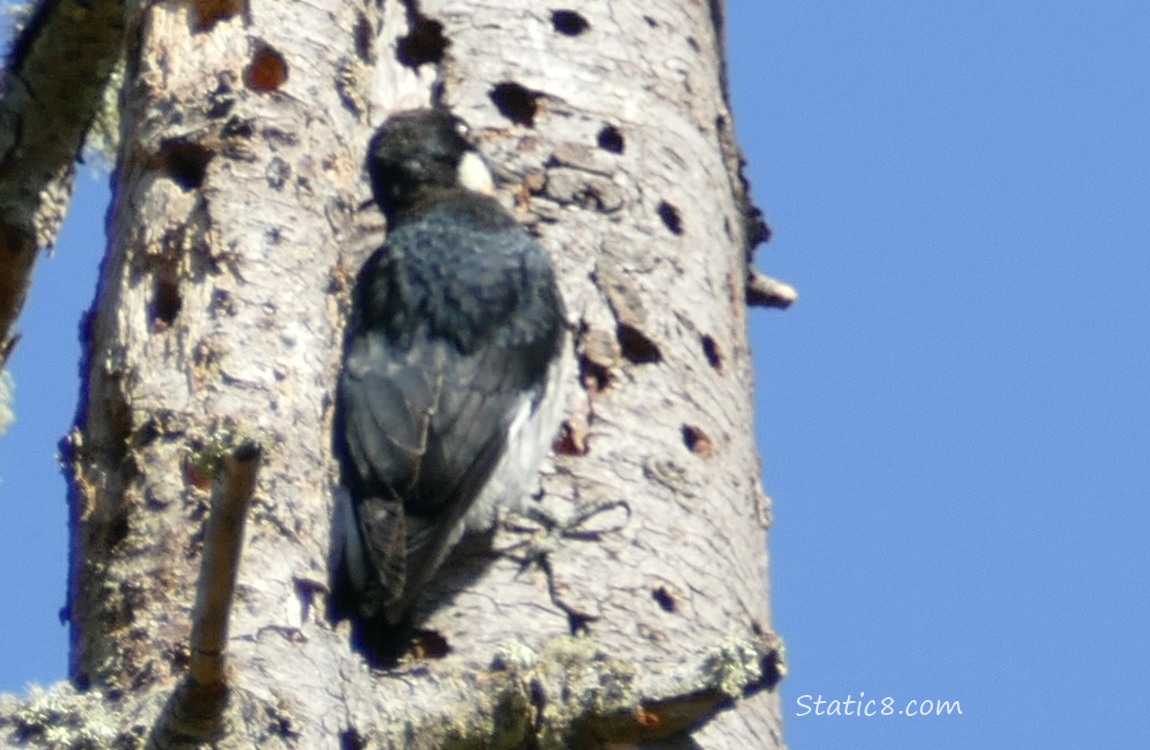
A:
[499,496,630,633]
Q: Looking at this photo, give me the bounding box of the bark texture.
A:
[0,0,125,360]
[2,0,784,747]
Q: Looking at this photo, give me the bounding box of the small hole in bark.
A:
[551,10,590,35]
[579,354,612,391]
[490,82,540,127]
[244,43,288,92]
[160,139,212,190]
[210,289,235,317]
[657,200,683,235]
[266,708,297,738]
[529,680,546,718]
[221,115,255,139]
[354,12,375,63]
[682,424,714,457]
[191,0,242,32]
[397,16,447,67]
[266,156,291,190]
[134,418,161,448]
[411,628,451,659]
[652,587,677,613]
[340,729,366,750]
[687,36,700,52]
[555,422,588,456]
[701,335,723,371]
[152,274,182,329]
[644,16,658,27]
[207,95,235,119]
[597,124,624,154]
[108,511,130,549]
[617,324,662,365]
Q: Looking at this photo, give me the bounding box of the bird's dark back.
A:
[353,191,564,367]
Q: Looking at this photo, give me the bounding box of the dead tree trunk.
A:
[2,1,785,747]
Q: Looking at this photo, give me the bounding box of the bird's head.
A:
[366,108,494,221]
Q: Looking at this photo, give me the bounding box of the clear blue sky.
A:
[3,2,1148,748]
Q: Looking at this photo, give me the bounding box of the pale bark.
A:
[1,1,784,747]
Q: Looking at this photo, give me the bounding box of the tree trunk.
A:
[2,1,784,747]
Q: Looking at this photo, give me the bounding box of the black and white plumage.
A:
[334,109,567,663]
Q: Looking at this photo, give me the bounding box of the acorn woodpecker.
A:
[334,108,567,663]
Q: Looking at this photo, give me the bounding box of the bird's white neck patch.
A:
[458,151,494,195]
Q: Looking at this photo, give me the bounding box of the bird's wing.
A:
[339,327,545,623]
